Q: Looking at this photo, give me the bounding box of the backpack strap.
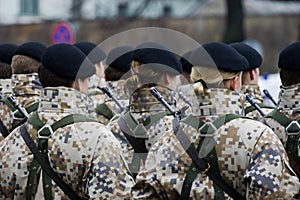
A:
[95,103,115,121]
[244,103,274,115]
[265,109,300,177]
[117,111,168,178]
[177,114,245,200]
[23,112,97,200]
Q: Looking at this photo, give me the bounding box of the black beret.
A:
[105,46,134,72]
[0,43,18,64]
[191,42,249,72]
[278,42,300,71]
[13,42,46,62]
[74,42,106,64]
[41,43,95,79]
[180,50,193,74]
[230,42,262,71]
[133,42,182,74]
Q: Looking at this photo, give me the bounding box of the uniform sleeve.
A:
[86,126,135,199]
[244,127,300,199]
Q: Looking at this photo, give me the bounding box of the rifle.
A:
[263,89,278,107]
[98,86,125,112]
[150,87,245,200]
[245,93,266,117]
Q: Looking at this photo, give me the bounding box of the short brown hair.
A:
[38,65,74,88]
[280,69,300,87]
[105,66,128,81]
[0,62,12,79]
[11,55,40,74]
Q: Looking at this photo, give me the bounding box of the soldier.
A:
[0,43,134,199]
[74,41,109,123]
[0,42,46,139]
[230,42,274,120]
[96,45,134,119]
[0,43,18,138]
[133,42,300,199]
[107,42,183,178]
[264,41,300,177]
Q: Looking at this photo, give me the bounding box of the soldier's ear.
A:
[72,79,81,91]
[230,74,242,92]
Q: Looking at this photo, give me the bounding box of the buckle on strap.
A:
[200,163,211,174]
[198,122,218,137]
[38,124,54,139]
[285,121,300,136]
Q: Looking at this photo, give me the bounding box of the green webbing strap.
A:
[95,103,115,120]
[179,114,243,199]
[12,102,39,130]
[25,113,97,200]
[244,103,274,115]
[0,96,15,111]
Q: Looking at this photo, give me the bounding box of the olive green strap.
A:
[12,102,39,130]
[95,103,115,120]
[244,103,274,115]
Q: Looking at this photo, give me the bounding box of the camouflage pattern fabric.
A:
[105,80,129,114]
[0,73,41,140]
[0,86,134,199]
[133,88,300,199]
[265,84,300,147]
[0,79,12,140]
[241,84,274,120]
[107,85,175,174]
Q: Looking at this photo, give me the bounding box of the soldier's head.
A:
[74,41,106,78]
[190,42,249,94]
[11,42,46,74]
[39,43,95,94]
[278,42,300,87]
[0,43,18,79]
[230,42,262,85]
[104,45,134,81]
[126,42,182,91]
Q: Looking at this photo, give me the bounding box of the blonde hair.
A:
[191,65,241,95]
[11,55,40,74]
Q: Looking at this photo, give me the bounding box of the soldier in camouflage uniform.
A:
[133,42,300,199]
[0,43,18,139]
[264,42,300,177]
[107,42,183,177]
[0,42,46,139]
[0,43,134,199]
[230,42,274,120]
[74,41,109,123]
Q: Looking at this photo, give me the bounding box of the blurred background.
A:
[0,0,299,100]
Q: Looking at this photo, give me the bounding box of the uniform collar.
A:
[195,88,244,121]
[107,80,128,100]
[12,73,41,96]
[38,87,92,123]
[129,85,176,113]
[241,84,263,104]
[278,83,300,114]
[0,79,12,95]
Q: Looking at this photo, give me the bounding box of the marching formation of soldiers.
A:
[0,37,299,199]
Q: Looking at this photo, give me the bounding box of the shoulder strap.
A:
[175,114,245,200]
[20,124,83,200]
[244,103,274,115]
[12,102,39,130]
[95,103,115,120]
[0,118,9,138]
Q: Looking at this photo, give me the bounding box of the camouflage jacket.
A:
[107,85,175,175]
[264,84,300,145]
[0,86,134,199]
[242,84,274,120]
[133,88,300,199]
[0,79,12,138]
[0,73,41,140]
